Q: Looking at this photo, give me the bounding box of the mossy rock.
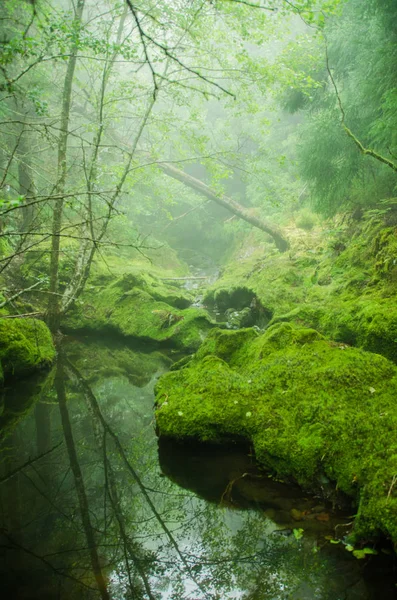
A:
[0,318,55,381]
[155,322,397,546]
[63,276,213,351]
[206,214,397,367]
[93,270,193,309]
[195,328,259,366]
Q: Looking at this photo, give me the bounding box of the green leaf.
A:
[293,528,304,540]
[352,547,378,559]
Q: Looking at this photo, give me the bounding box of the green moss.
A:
[0,318,55,381]
[204,213,397,369]
[155,323,397,546]
[373,227,397,280]
[90,270,193,309]
[64,275,213,351]
[195,328,259,365]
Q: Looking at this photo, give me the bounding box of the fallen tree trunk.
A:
[158,162,289,252]
[119,136,289,252]
[74,105,290,252]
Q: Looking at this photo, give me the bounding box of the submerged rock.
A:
[155,322,397,546]
[0,318,55,383]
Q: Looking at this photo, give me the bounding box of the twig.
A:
[0,280,42,309]
[125,0,234,98]
[0,441,63,485]
[386,475,397,503]
[0,311,42,319]
[325,40,397,173]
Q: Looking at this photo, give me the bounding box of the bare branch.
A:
[222,0,277,10]
[0,280,42,309]
[0,442,63,485]
[125,0,235,98]
[325,41,397,173]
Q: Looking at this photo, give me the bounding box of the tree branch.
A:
[325,41,397,173]
[0,442,63,486]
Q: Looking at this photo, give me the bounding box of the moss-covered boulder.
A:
[63,273,214,351]
[0,318,55,382]
[155,322,397,546]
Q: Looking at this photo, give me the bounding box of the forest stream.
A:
[0,336,395,600]
[2,0,397,597]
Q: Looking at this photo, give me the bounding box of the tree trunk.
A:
[60,6,130,313]
[46,0,85,333]
[74,103,290,253]
[159,162,290,252]
[16,124,36,230]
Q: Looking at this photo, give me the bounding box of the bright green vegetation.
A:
[63,270,214,350]
[155,322,397,545]
[0,318,55,383]
[1,0,397,596]
[281,0,397,216]
[204,208,397,363]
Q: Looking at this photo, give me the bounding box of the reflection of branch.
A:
[0,441,63,485]
[56,355,110,600]
[102,432,157,600]
[66,357,214,600]
[325,43,397,173]
[21,470,78,529]
[0,531,98,592]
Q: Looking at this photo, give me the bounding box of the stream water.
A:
[0,337,395,600]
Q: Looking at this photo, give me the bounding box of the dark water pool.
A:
[0,338,395,599]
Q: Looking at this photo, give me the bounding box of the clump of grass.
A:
[296,209,318,231]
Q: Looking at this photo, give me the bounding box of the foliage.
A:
[280,0,397,214]
[296,208,318,231]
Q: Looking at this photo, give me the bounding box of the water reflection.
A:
[0,338,395,599]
